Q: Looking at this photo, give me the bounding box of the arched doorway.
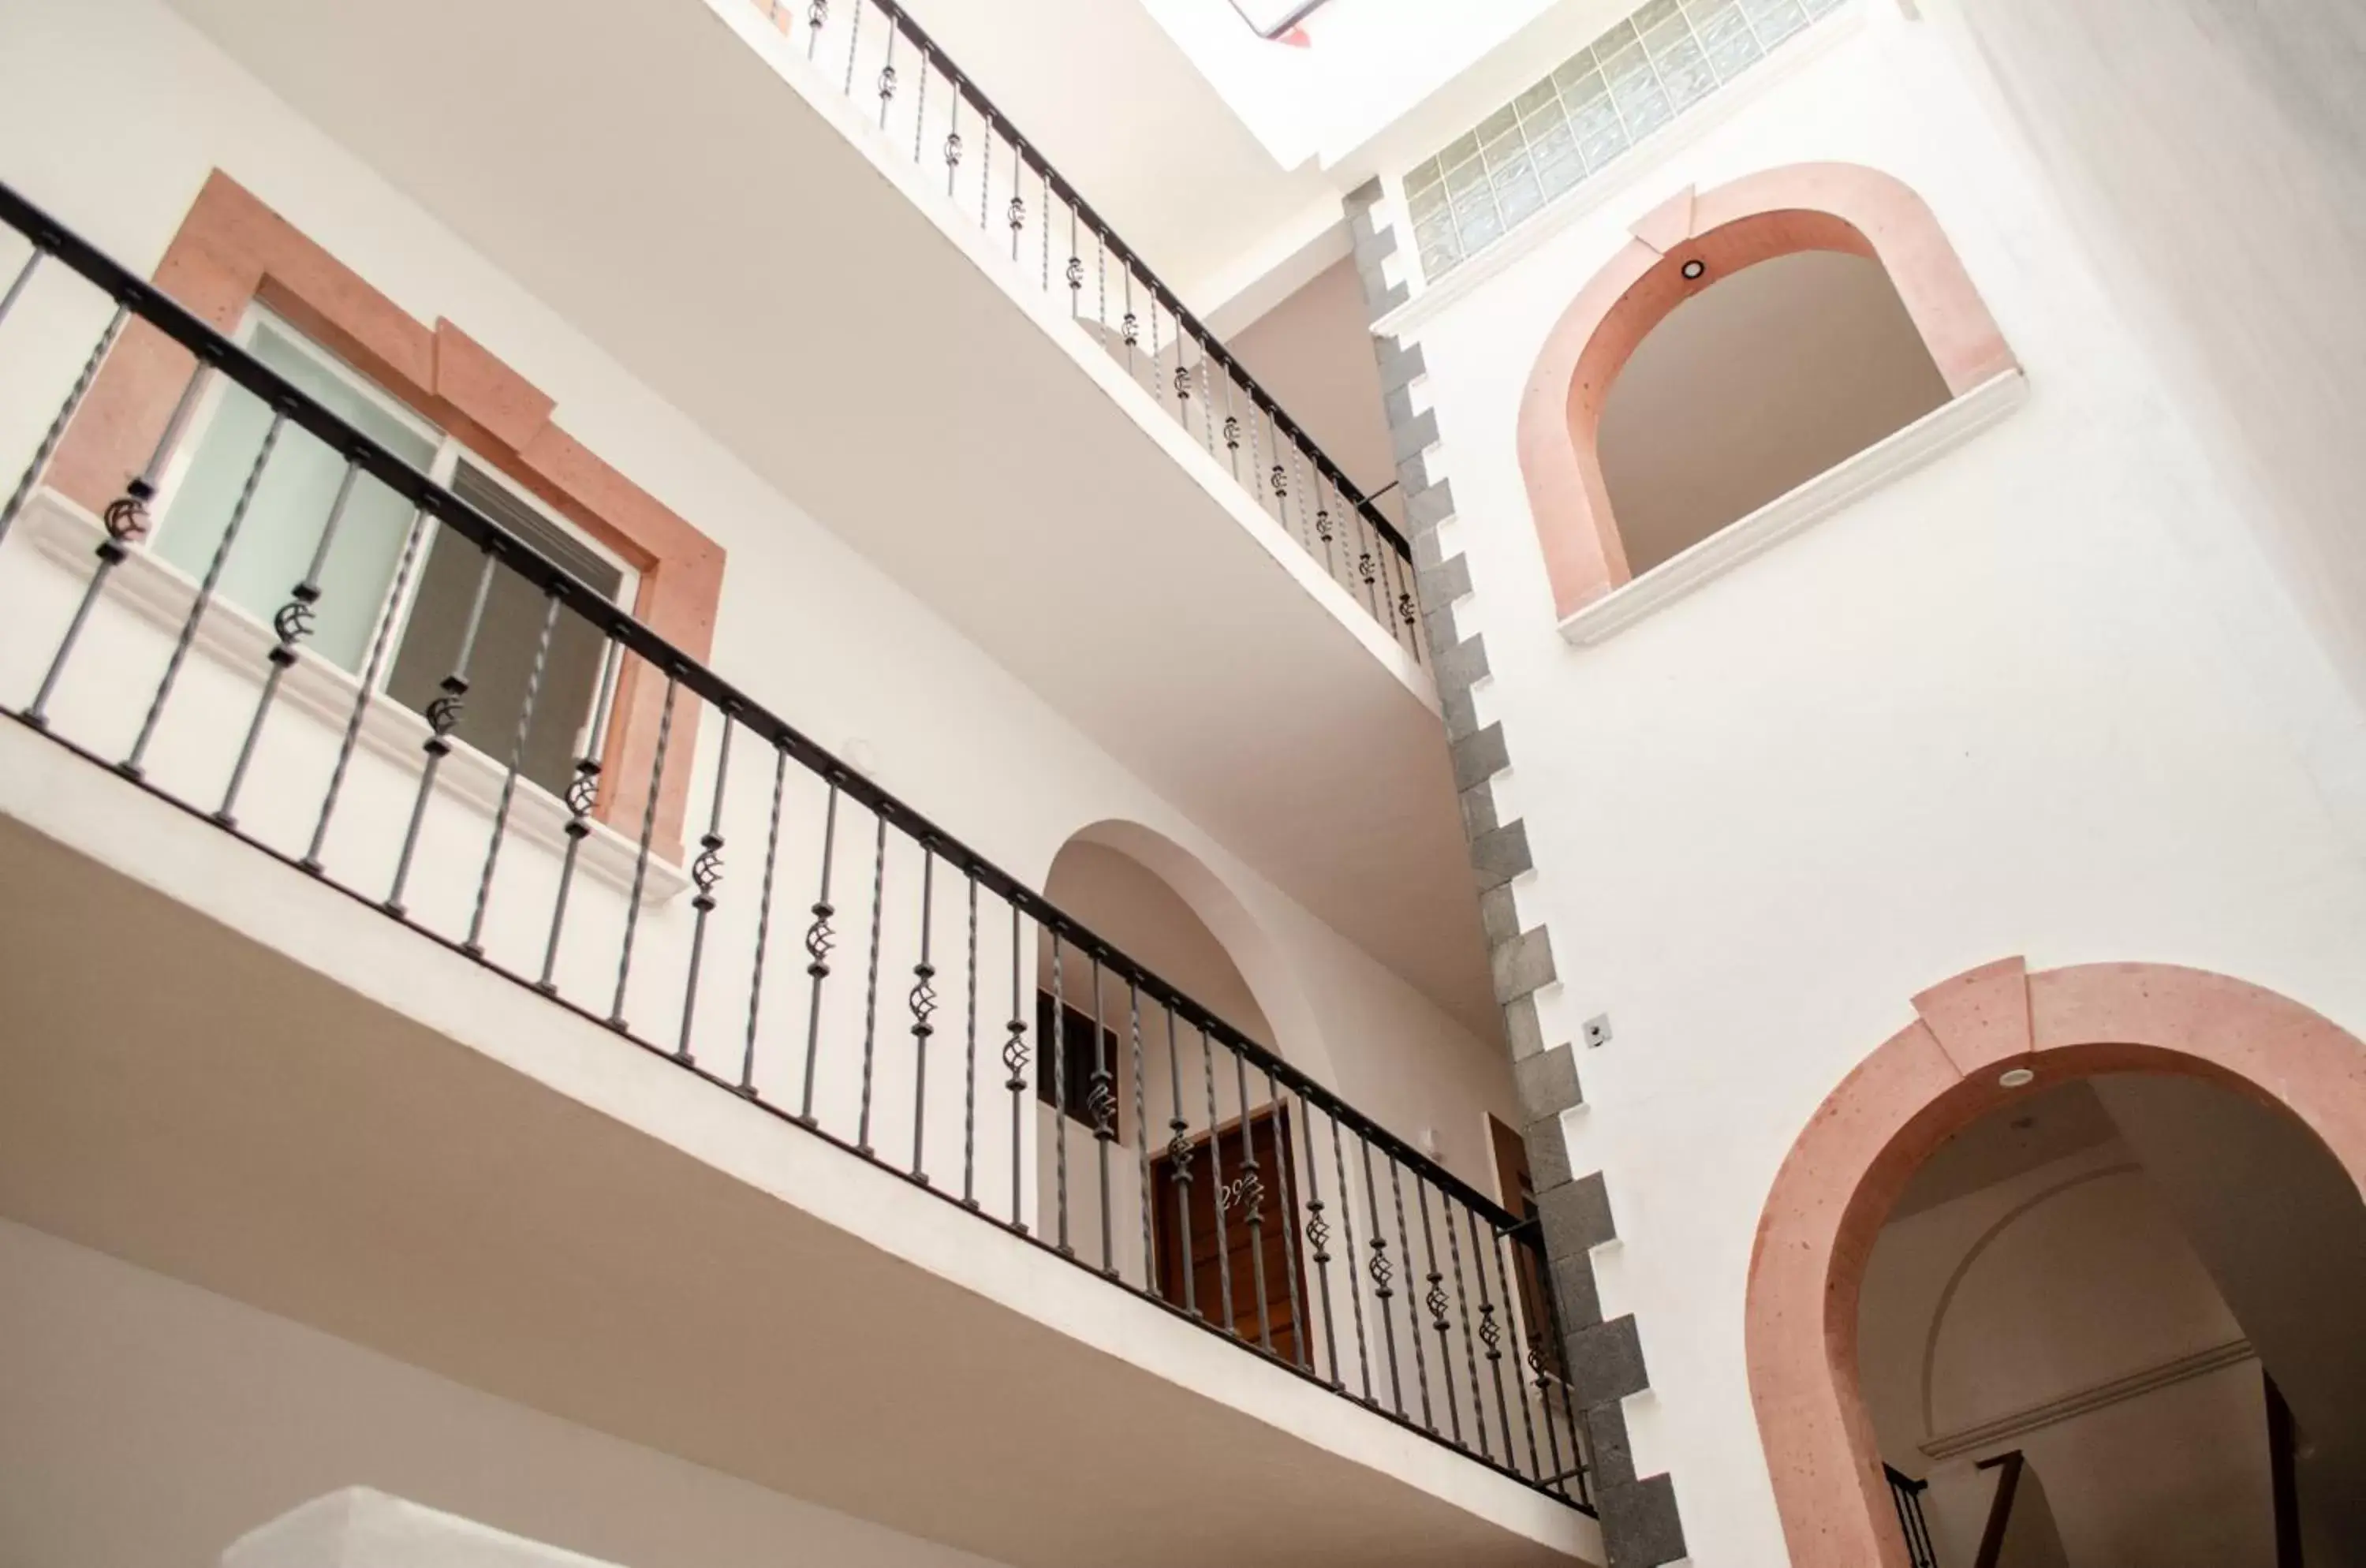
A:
[1517,162,2018,618]
[1746,958,2366,1566]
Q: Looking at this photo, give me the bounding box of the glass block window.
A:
[1404,0,1850,282]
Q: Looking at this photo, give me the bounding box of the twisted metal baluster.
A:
[875,20,897,129]
[606,666,681,1029]
[942,81,963,198]
[534,633,623,990]
[1265,1066,1308,1369]
[28,345,202,726]
[1446,1193,1491,1460]
[797,778,842,1125]
[1200,1025,1236,1335]
[1050,931,1070,1254]
[1360,1137,1404,1415]
[1131,980,1152,1292]
[1233,1050,1274,1353]
[384,540,501,917]
[1391,549,1421,661]
[461,589,562,953]
[218,458,364,827]
[121,408,289,778]
[853,807,889,1155]
[1468,1206,1521,1469]
[842,0,861,95]
[1356,511,1382,620]
[304,508,432,872]
[805,0,826,59]
[0,297,118,554]
[1491,1223,1544,1479]
[1299,1092,1342,1387]
[1518,1225,1577,1495]
[1063,207,1082,320]
[677,708,737,1062]
[1416,1175,1460,1443]
[1163,1006,1196,1316]
[739,744,789,1096]
[1330,1110,1374,1402]
[1004,899,1028,1230]
[1006,151,1024,263]
[908,840,937,1181]
[1314,475,1338,578]
[0,246,43,338]
[1090,950,1117,1276]
[961,869,980,1208]
[1389,1154,1435,1430]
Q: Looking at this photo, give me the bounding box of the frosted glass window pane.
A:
[155,318,440,672]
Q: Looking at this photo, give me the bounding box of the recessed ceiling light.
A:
[1999,1067,2036,1088]
[1681,258,1707,280]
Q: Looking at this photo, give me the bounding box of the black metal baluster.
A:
[1264,1066,1308,1370]
[1233,1049,1274,1353]
[739,744,789,1096]
[1090,950,1116,1276]
[942,81,963,198]
[383,540,499,914]
[902,35,920,148]
[1355,511,1383,620]
[1195,337,1218,452]
[1246,400,1267,513]
[533,631,623,989]
[1360,1135,1404,1414]
[1528,1267,1571,1495]
[29,350,207,726]
[1050,929,1070,1254]
[977,115,991,232]
[217,455,364,827]
[1120,261,1137,380]
[1445,1194,1491,1461]
[1130,980,1151,1291]
[121,407,288,778]
[460,589,562,951]
[842,0,861,95]
[1200,1023,1237,1337]
[1004,900,1028,1230]
[1390,548,1420,660]
[606,666,681,1028]
[1300,1091,1342,1387]
[1064,207,1081,319]
[1038,168,1050,293]
[1389,1153,1435,1431]
[0,299,121,553]
[1330,1111,1374,1402]
[797,777,841,1124]
[1221,375,1241,480]
[1492,1223,1545,1480]
[677,707,737,1062]
[1416,1174,1460,1444]
[961,868,980,1208]
[1526,1225,1586,1500]
[805,0,826,60]
[853,807,888,1155]
[304,507,432,873]
[875,21,898,129]
[1467,1206,1521,1470]
[1314,476,1338,577]
[1163,1008,1196,1316]
[0,245,42,337]
[908,838,937,1181]
[1006,150,1024,264]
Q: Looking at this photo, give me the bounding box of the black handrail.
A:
[1885,1462,1940,1568]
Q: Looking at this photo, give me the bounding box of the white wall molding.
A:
[1920,1338,2256,1461]
[1557,369,2028,648]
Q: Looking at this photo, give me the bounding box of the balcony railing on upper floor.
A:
[744,0,1424,662]
[0,182,1583,1510]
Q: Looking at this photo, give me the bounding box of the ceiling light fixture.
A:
[1998,1067,2036,1088]
[1681,258,1707,280]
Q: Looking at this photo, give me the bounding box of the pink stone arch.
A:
[1516,162,2018,618]
[1745,958,2366,1566]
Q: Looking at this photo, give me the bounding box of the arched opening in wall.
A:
[1595,251,1950,577]
[1745,961,2366,1568]
[1859,1075,2366,1566]
[1037,834,1303,1357]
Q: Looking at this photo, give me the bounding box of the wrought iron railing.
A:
[0,182,1580,1508]
[1886,1462,1940,1568]
[745,0,1424,660]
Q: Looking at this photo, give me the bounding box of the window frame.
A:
[148,301,641,788]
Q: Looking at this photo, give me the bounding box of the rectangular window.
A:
[151,308,633,797]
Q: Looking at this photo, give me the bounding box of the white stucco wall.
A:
[1377,2,2366,1561]
[0,0,1513,1195]
[0,1217,1016,1568]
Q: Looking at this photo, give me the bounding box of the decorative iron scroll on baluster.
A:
[908,841,938,1181]
[677,707,737,1062]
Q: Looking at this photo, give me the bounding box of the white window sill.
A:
[1558,369,2028,647]
[21,487,688,905]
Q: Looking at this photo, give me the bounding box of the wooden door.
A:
[1151,1108,1301,1365]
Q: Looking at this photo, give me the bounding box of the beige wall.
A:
[0,1218,1013,1568]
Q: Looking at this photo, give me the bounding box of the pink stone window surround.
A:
[1743,957,2366,1567]
[1516,162,2018,622]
